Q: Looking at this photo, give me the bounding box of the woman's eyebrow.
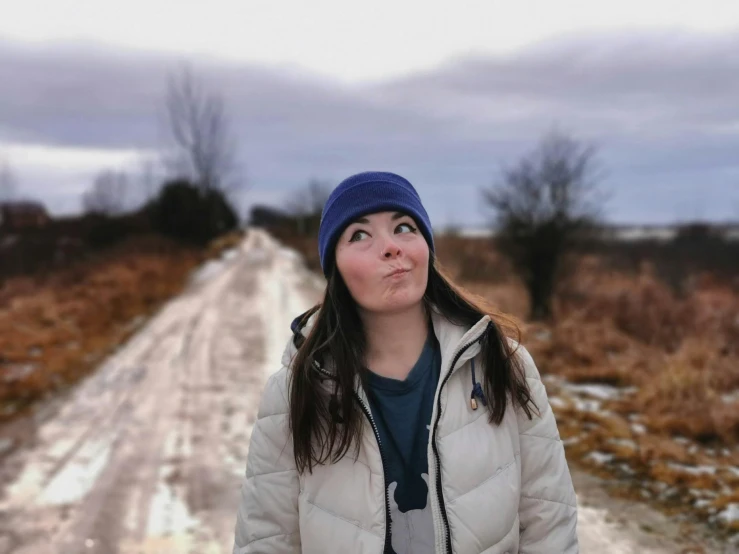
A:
[352,212,406,225]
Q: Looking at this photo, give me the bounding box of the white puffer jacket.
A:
[233,308,578,554]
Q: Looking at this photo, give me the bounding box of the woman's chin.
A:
[372,289,424,314]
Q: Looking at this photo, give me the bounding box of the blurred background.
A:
[0,1,738,553]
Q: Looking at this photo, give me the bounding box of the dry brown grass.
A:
[0,231,243,419]
[544,256,739,446]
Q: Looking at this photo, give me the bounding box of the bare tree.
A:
[482,129,605,320]
[135,154,163,207]
[0,156,18,202]
[82,170,129,216]
[163,65,240,195]
[285,179,332,236]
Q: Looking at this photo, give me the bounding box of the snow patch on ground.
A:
[585,451,615,465]
[717,503,739,526]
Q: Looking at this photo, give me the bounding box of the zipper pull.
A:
[469,358,487,410]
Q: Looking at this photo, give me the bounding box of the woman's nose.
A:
[382,237,401,258]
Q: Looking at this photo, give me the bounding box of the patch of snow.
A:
[244,247,269,264]
[666,462,717,476]
[630,423,647,435]
[278,246,303,261]
[146,466,199,537]
[190,259,229,284]
[721,391,739,404]
[124,486,142,534]
[573,398,602,412]
[607,438,637,450]
[548,396,568,409]
[563,383,623,400]
[542,374,562,385]
[576,501,673,554]
[562,382,638,400]
[40,434,114,506]
[585,451,614,465]
[660,486,680,499]
[718,503,739,526]
[2,363,37,383]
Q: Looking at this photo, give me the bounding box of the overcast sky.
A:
[1,0,738,226]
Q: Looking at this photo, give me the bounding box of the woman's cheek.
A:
[345,259,372,297]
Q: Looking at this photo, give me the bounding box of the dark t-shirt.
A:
[366,329,441,554]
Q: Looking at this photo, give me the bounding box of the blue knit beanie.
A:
[318,171,435,276]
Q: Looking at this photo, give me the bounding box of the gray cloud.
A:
[374,31,739,129]
[0,31,738,224]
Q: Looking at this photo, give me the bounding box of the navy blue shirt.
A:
[366,329,441,554]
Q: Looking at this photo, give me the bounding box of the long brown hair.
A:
[288,252,538,474]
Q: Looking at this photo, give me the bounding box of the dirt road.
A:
[0,229,728,553]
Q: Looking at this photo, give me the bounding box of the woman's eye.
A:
[349,230,369,242]
[396,223,417,234]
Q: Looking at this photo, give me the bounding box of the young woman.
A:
[233,171,579,554]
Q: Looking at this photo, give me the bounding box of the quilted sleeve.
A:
[233,366,301,554]
[515,345,579,553]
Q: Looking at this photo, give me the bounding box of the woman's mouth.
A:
[386,268,409,278]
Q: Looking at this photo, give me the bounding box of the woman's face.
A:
[335,211,429,314]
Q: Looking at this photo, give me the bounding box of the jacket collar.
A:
[283,304,490,379]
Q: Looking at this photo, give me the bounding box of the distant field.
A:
[450,223,739,242]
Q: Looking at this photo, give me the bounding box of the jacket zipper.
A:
[354,392,392,554]
[431,323,490,554]
[314,363,392,553]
